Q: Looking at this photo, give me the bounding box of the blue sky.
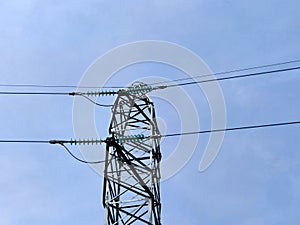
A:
[1,1,300,224]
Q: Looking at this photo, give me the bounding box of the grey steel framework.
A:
[103,84,162,225]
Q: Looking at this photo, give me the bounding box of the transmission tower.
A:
[103,83,162,225]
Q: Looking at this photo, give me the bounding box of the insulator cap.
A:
[85,90,117,96]
[69,138,103,145]
[115,134,145,143]
[126,85,153,95]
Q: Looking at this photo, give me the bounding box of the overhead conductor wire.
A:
[0,58,299,89]
[1,120,300,163]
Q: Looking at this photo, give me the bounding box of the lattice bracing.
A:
[103,83,162,225]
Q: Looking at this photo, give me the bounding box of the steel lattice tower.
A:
[103,83,162,225]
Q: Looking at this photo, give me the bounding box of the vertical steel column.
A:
[103,84,162,225]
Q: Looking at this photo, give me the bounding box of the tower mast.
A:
[103,83,162,225]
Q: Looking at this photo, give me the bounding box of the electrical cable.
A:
[0,91,70,95]
[0,140,49,143]
[167,66,300,88]
[0,65,299,96]
[0,84,123,89]
[59,143,106,164]
[160,120,300,138]
[1,120,300,144]
[75,93,114,107]
[0,91,114,107]
[0,120,299,162]
[150,58,300,86]
[0,139,105,164]
[0,59,300,90]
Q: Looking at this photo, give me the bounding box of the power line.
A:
[160,120,300,137]
[0,59,300,90]
[75,93,114,107]
[151,58,300,86]
[0,91,70,95]
[0,65,300,96]
[59,143,106,164]
[0,91,114,108]
[0,84,123,89]
[1,120,300,144]
[167,66,300,88]
[0,139,105,164]
[0,140,49,143]
[1,120,299,163]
